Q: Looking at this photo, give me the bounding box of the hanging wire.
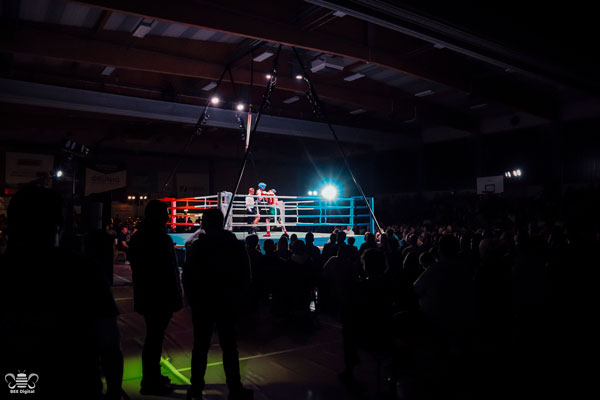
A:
[159,42,267,194]
[292,47,383,233]
[222,45,282,226]
[159,67,228,194]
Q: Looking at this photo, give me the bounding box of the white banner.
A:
[176,173,209,197]
[5,152,54,185]
[85,168,127,196]
[476,175,504,194]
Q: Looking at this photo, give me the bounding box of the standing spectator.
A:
[1,186,122,399]
[129,200,183,395]
[117,225,130,261]
[183,209,253,400]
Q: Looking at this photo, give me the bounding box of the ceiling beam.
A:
[67,0,559,120]
[0,23,479,133]
[0,78,420,149]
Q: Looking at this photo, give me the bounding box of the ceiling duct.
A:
[310,56,344,74]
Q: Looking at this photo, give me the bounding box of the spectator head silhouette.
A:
[438,233,460,261]
[407,233,418,246]
[245,234,259,250]
[364,232,375,244]
[305,232,314,244]
[419,252,436,269]
[337,230,346,244]
[144,200,169,227]
[386,228,395,240]
[291,239,306,255]
[263,239,276,254]
[403,251,420,270]
[8,185,63,246]
[361,248,386,278]
[201,208,224,232]
[277,235,289,252]
[347,236,356,246]
[337,243,353,259]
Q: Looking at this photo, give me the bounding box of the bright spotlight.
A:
[516,169,522,176]
[210,96,220,105]
[307,191,312,196]
[266,74,272,80]
[236,103,245,111]
[132,196,136,200]
[56,170,63,178]
[295,74,303,80]
[321,185,338,201]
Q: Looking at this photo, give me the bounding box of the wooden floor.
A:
[112,263,385,400]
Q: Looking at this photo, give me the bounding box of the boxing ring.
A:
[160,192,374,248]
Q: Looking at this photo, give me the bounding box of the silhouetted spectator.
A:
[321,244,360,318]
[359,232,377,254]
[245,234,266,302]
[414,234,475,336]
[0,186,122,399]
[183,209,253,400]
[340,249,393,384]
[347,236,358,254]
[129,200,183,395]
[419,251,436,270]
[276,235,292,260]
[321,232,338,263]
[289,233,298,247]
[305,232,322,266]
[116,225,130,261]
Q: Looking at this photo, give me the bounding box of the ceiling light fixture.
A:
[344,73,365,82]
[201,82,217,91]
[283,96,300,104]
[415,90,434,97]
[253,51,274,62]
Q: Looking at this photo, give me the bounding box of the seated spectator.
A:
[339,249,393,384]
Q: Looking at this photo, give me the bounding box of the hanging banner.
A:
[5,152,54,185]
[176,173,209,197]
[476,175,504,194]
[85,168,127,196]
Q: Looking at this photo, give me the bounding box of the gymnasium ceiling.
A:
[0,0,599,151]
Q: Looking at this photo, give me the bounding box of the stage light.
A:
[307,191,312,196]
[210,96,220,105]
[56,170,63,178]
[266,74,272,80]
[506,171,511,178]
[295,74,303,80]
[516,169,522,176]
[132,196,136,200]
[236,103,245,111]
[127,196,132,200]
[321,184,338,201]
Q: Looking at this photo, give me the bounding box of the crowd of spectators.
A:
[2,185,598,399]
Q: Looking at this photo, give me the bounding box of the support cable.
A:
[292,47,382,232]
[223,45,282,226]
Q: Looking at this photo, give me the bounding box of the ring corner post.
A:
[370,197,375,233]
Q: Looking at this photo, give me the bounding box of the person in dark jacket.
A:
[0,186,122,399]
[129,200,183,395]
[183,209,253,400]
